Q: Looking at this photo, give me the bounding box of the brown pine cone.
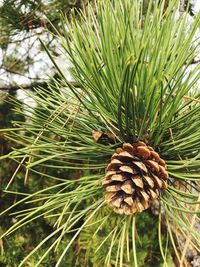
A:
[102,141,168,215]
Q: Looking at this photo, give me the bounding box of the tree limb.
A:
[0,81,80,91]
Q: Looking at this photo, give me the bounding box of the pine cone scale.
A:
[111,174,125,181]
[143,175,154,188]
[131,176,144,188]
[121,180,134,194]
[124,196,134,206]
[132,161,148,173]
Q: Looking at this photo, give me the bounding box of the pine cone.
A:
[102,141,168,215]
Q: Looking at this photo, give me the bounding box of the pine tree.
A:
[1,0,200,266]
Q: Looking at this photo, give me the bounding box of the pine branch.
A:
[0,81,80,91]
[0,83,47,91]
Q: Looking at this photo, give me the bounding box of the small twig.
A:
[165,92,200,104]
[182,95,200,104]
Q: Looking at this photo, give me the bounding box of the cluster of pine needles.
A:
[0,0,200,266]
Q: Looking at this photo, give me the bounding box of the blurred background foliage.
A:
[0,0,90,91]
[0,0,199,266]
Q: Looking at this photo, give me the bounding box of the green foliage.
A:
[1,0,200,266]
[78,211,174,267]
